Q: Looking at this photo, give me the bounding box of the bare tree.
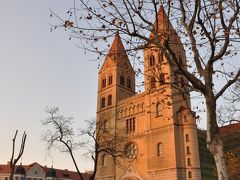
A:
[9,130,27,180]
[42,107,85,180]
[218,81,240,126]
[79,118,127,179]
[49,1,240,179]
[42,107,127,180]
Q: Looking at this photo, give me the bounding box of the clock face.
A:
[124,142,138,160]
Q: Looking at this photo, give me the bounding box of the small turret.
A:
[46,166,57,180]
[15,164,26,176]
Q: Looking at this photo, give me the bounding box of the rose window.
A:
[124,142,138,160]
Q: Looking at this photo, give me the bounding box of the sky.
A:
[0,0,98,172]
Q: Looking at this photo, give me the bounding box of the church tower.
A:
[97,32,135,110]
[96,33,135,179]
[95,6,201,180]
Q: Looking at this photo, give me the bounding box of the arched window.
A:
[102,78,106,88]
[188,171,192,178]
[108,95,112,105]
[150,77,156,89]
[141,102,144,112]
[186,134,190,142]
[159,73,165,84]
[125,108,128,117]
[101,97,106,108]
[187,146,190,154]
[187,158,191,166]
[149,53,155,66]
[120,75,125,85]
[156,103,162,116]
[108,75,113,85]
[157,143,163,157]
[101,153,107,166]
[129,107,133,115]
[127,77,131,88]
[158,52,163,63]
[103,120,108,132]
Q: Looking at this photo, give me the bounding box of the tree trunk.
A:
[9,164,15,180]
[206,97,228,180]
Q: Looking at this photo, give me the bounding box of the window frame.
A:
[120,75,125,85]
[101,97,106,108]
[107,95,112,106]
[150,77,156,89]
[102,78,106,88]
[156,102,162,117]
[127,77,131,88]
[157,142,163,157]
[149,53,155,66]
[108,75,113,85]
[126,117,136,134]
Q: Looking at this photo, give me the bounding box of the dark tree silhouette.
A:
[9,130,27,180]
[42,107,127,180]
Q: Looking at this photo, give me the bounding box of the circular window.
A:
[124,142,138,160]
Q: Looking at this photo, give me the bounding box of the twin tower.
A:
[95,6,201,180]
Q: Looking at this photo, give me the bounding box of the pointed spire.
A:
[101,33,133,71]
[150,5,176,37]
[108,32,128,60]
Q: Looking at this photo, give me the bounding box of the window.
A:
[188,171,192,178]
[126,117,136,134]
[126,119,129,133]
[159,73,165,84]
[156,103,162,116]
[124,142,138,160]
[157,143,163,157]
[149,53,155,66]
[187,146,190,154]
[101,97,106,108]
[187,158,191,166]
[102,78,106,88]
[5,177,8,180]
[150,77,156,88]
[108,95,112,105]
[101,153,107,166]
[186,134,190,142]
[127,77,131,88]
[158,52,163,63]
[103,120,108,132]
[108,75,113,85]
[120,75,125,85]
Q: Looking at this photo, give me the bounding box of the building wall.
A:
[95,7,202,180]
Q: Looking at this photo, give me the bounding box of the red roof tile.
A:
[219,122,240,135]
[0,163,91,180]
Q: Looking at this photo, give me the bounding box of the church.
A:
[95,6,202,180]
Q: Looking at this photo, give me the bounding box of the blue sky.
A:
[0,0,98,171]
